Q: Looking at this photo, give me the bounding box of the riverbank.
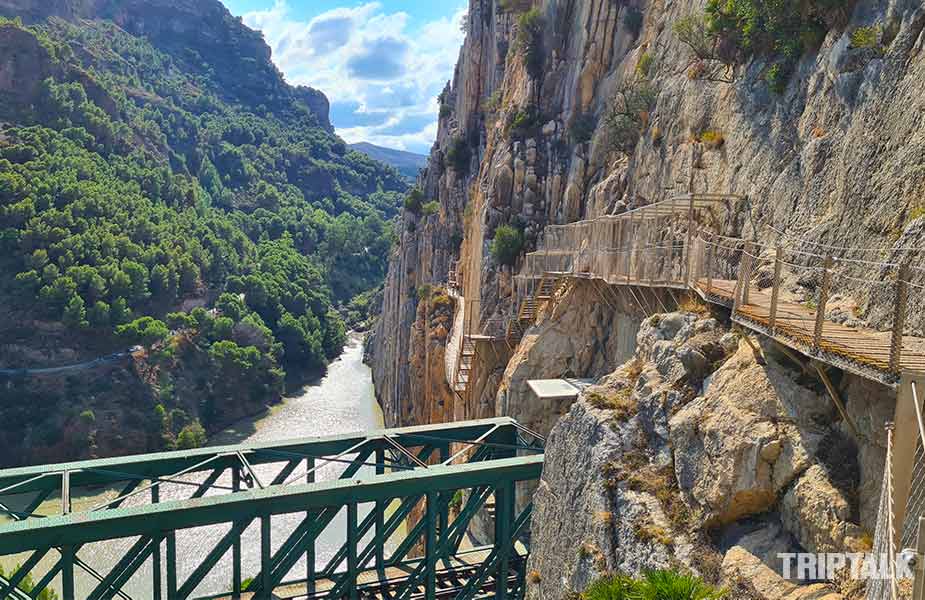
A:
[0,332,385,598]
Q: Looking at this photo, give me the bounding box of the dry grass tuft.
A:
[678,294,711,316]
[697,129,725,149]
[633,517,674,547]
[586,388,637,421]
[594,510,615,526]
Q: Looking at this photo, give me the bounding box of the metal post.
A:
[684,194,696,285]
[741,242,753,306]
[890,262,910,375]
[260,516,271,600]
[669,197,677,282]
[61,470,70,515]
[438,445,450,541]
[769,245,783,334]
[61,545,75,600]
[425,492,437,600]
[913,517,925,600]
[625,215,633,285]
[232,467,242,598]
[705,234,714,294]
[152,485,162,600]
[347,502,359,600]
[812,255,833,352]
[166,531,177,600]
[375,448,385,571]
[495,481,514,599]
[306,456,316,594]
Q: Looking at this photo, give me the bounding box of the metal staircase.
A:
[454,337,476,393]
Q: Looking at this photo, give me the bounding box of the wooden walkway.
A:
[695,279,925,385]
[512,193,925,388]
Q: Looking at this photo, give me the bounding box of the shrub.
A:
[605,78,657,154]
[636,52,654,78]
[582,574,637,600]
[515,8,545,79]
[499,0,533,12]
[491,224,525,266]
[697,129,725,149]
[439,103,453,119]
[79,409,96,423]
[701,0,843,90]
[635,570,727,599]
[507,104,542,138]
[850,25,879,49]
[446,137,471,173]
[569,112,597,145]
[765,62,789,94]
[404,188,425,213]
[175,420,207,449]
[907,205,925,225]
[421,201,440,217]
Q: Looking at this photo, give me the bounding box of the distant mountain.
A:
[350,143,427,182]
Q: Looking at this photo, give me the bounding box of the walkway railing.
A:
[0,418,543,600]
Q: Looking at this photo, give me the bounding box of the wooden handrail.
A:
[890,262,911,375]
[812,255,834,351]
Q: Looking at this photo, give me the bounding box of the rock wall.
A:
[527,310,890,599]
[370,0,925,430]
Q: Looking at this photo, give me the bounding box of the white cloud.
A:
[242,2,466,154]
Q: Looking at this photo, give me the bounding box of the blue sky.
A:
[220,1,467,154]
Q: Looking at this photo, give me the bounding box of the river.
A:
[6,333,385,598]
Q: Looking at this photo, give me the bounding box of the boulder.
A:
[669,345,834,525]
[780,465,865,553]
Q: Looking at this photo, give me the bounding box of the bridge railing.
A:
[0,418,543,600]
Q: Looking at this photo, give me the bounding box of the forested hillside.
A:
[0,4,406,465]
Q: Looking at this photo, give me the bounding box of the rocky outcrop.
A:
[669,342,835,526]
[0,22,57,112]
[527,310,878,599]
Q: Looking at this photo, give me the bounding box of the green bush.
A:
[569,112,597,145]
[421,201,440,216]
[446,137,472,174]
[0,565,59,600]
[507,104,542,139]
[491,224,525,266]
[581,571,726,600]
[702,0,842,91]
[636,52,655,78]
[439,103,453,119]
[765,62,788,94]
[605,78,657,154]
[515,8,545,79]
[404,188,425,213]
[175,420,207,450]
[499,0,534,14]
[583,574,637,600]
[635,570,727,599]
[850,25,879,49]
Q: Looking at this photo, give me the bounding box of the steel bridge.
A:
[0,418,544,600]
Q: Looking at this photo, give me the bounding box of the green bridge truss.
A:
[0,417,544,600]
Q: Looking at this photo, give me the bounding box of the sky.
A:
[220,1,467,154]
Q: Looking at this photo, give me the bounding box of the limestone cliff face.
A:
[527,311,886,599]
[370,0,925,430]
[368,0,916,594]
